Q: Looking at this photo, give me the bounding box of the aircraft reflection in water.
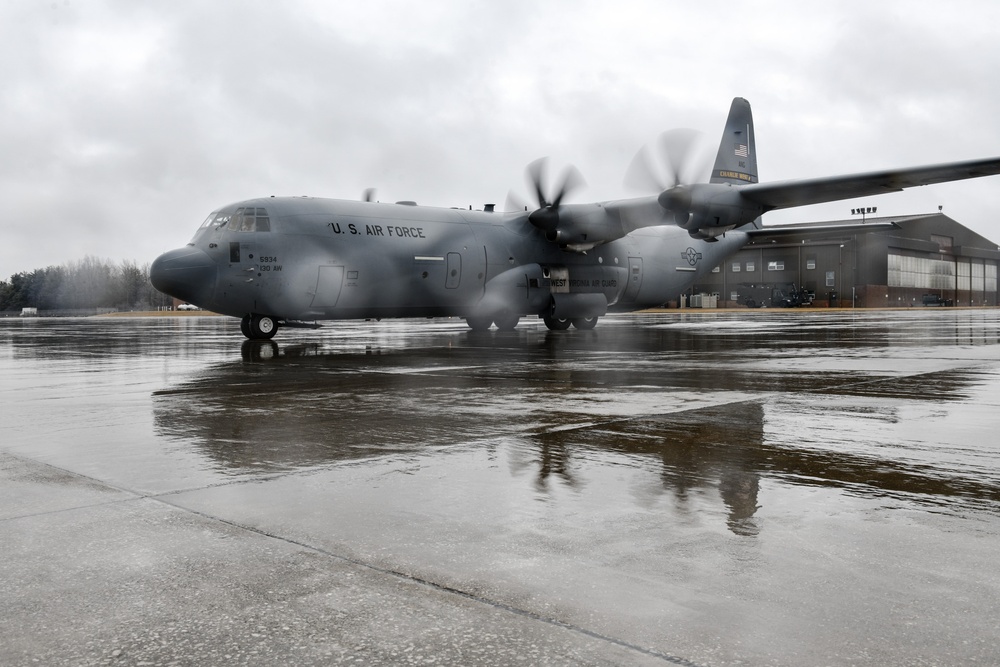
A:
[521,403,765,536]
[152,321,1000,536]
[150,98,1000,340]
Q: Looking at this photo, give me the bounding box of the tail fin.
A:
[709,97,758,185]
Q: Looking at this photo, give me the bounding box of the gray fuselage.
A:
[151,195,748,324]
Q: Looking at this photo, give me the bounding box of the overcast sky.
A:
[3,0,1000,277]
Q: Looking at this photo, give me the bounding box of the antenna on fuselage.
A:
[362,188,376,203]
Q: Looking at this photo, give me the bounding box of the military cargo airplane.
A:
[150,98,1000,340]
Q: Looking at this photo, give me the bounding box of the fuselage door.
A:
[311,265,344,308]
[222,237,258,312]
[624,257,643,302]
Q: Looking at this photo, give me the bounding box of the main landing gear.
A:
[465,314,520,331]
[465,314,600,331]
[465,315,494,332]
[542,315,571,330]
[241,314,278,340]
[567,316,598,330]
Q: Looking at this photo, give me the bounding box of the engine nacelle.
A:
[541,204,627,252]
[660,184,763,237]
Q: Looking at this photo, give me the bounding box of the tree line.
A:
[0,257,173,312]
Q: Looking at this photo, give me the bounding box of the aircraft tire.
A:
[466,316,493,332]
[543,316,572,330]
[240,315,252,338]
[571,316,598,330]
[248,314,278,340]
[494,312,520,331]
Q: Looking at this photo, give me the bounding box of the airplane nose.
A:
[149,246,217,305]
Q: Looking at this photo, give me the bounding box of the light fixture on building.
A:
[850,206,877,222]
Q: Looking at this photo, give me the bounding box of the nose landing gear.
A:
[241,314,278,340]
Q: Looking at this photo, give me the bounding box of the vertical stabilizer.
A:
[709,97,758,185]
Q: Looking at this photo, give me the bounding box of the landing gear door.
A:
[623,257,643,302]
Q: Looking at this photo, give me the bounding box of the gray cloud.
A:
[3,0,1000,277]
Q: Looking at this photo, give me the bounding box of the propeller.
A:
[523,157,585,235]
[623,128,709,193]
[624,128,719,233]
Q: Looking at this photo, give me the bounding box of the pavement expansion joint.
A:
[151,494,703,667]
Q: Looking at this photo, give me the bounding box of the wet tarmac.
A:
[2,310,1000,666]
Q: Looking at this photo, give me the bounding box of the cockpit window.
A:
[226,207,270,232]
[255,207,271,232]
[200,210,220,228]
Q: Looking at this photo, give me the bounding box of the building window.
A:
[712,266,720,273]
[973,262,986,292]
[745,261,755,272]
[888,253,956,289]
[958,261,971,292]
[806,254,816,270]
[826,271,835,287]
[730,291,738,300]
[731,262,741,273]
[768,261,785,271]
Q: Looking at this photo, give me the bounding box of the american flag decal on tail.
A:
[734,143,749,158]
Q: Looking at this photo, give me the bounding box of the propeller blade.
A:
[624,128,709,193]
[658,128,702,187]
[504,190,529,213]
[526,157,550,207]
[624,144,667,192]
[551,165,585,208]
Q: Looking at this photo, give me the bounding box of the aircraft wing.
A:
[739,157,1000,212]
[746,221,898,237]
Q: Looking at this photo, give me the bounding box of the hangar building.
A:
[689,212,1000,308]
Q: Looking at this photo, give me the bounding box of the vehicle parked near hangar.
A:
[737,282,814,308]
